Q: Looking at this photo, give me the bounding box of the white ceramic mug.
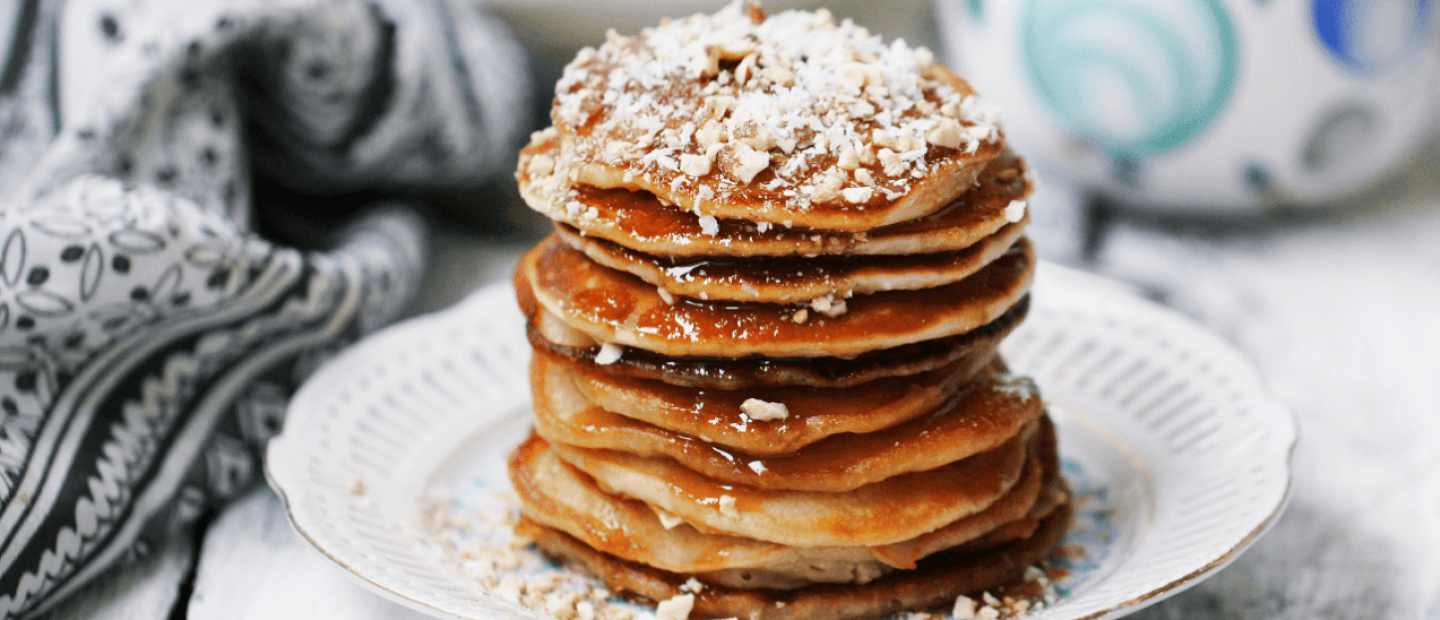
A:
[936,0,1440,214]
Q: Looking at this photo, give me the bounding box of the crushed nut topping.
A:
[740,398,789,420]
[594,342,624,365]
[526,0,1004,221]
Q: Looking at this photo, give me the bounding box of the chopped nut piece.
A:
[576,601,596,620]
[741,398,789,420]
[696,119,725,148]
[872,128,898,149]
[837,147,860,170]
[546,591,581,619]
[792,308,809,323]
[858,143,877,165]
[953,595,977,619]
[680,154,712,177]
[810,171,845,203]
[811,295,848,317]
[878,148,905,176]
[977,607,1000,620]
[897,133,921,153]
[914,47,935,68]
[698,214,720,236]
[1004,199,1027,223]
[725,143,771,183]
[680,578,706,593]
[730,120,774,151]
[656,593,696,620]
[842,186,873,203]
[594,343,623,365]
[760,65,794,86]
[717,37,757,59]
[654,507,684,529]
[746,0,767,24]
[926,118,965,149]
[735,53,759,85]
[718,495,739,517]
[854,169,876,186]
[527,154,555,177]
[657,287,675,304]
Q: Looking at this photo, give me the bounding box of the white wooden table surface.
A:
[35,146,1440,619]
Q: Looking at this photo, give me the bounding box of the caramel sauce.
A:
[521,293,1028,390]
[549,424,1032,546]
[523,147,1030,258]
[557,217,1027,304]
[554,354,1002,456]
[533,353,1043,491]
[524,235,1034,359]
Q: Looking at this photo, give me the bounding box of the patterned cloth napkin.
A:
[0,0,529,616]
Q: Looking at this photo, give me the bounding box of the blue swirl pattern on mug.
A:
[1020,0,1239,162]
[1313,0,1433,74]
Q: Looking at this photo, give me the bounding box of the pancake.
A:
[555,218,1027,304]
[533,357,1043,490]
[549,422,1034,547]
[518,503,1073,620]
[539,353,1011,456]
[521,294,1029,390]
[506,4,1072,616]
[868,417,1062,569]
[520,234,1034,359]
[509,432,1051,587]
[528,5,1009,233]
[520,144,1031,259]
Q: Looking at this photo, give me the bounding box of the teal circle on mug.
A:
[1020,0,1239,163]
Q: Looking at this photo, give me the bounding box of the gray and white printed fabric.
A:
[0,0,529,616]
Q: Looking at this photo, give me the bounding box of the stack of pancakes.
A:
[508,4,1070,618]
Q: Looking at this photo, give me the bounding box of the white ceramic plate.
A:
[266,262,1296,620]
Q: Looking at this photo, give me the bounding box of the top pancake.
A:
[521,3,1008,233]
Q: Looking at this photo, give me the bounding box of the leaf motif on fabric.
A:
[1,230,25,287]
[15,290,75,317]
[183,243,225,265]
[29,215,93,239]
[80,244,104,301]
[150,264,182,303]
[108,229,166,253]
